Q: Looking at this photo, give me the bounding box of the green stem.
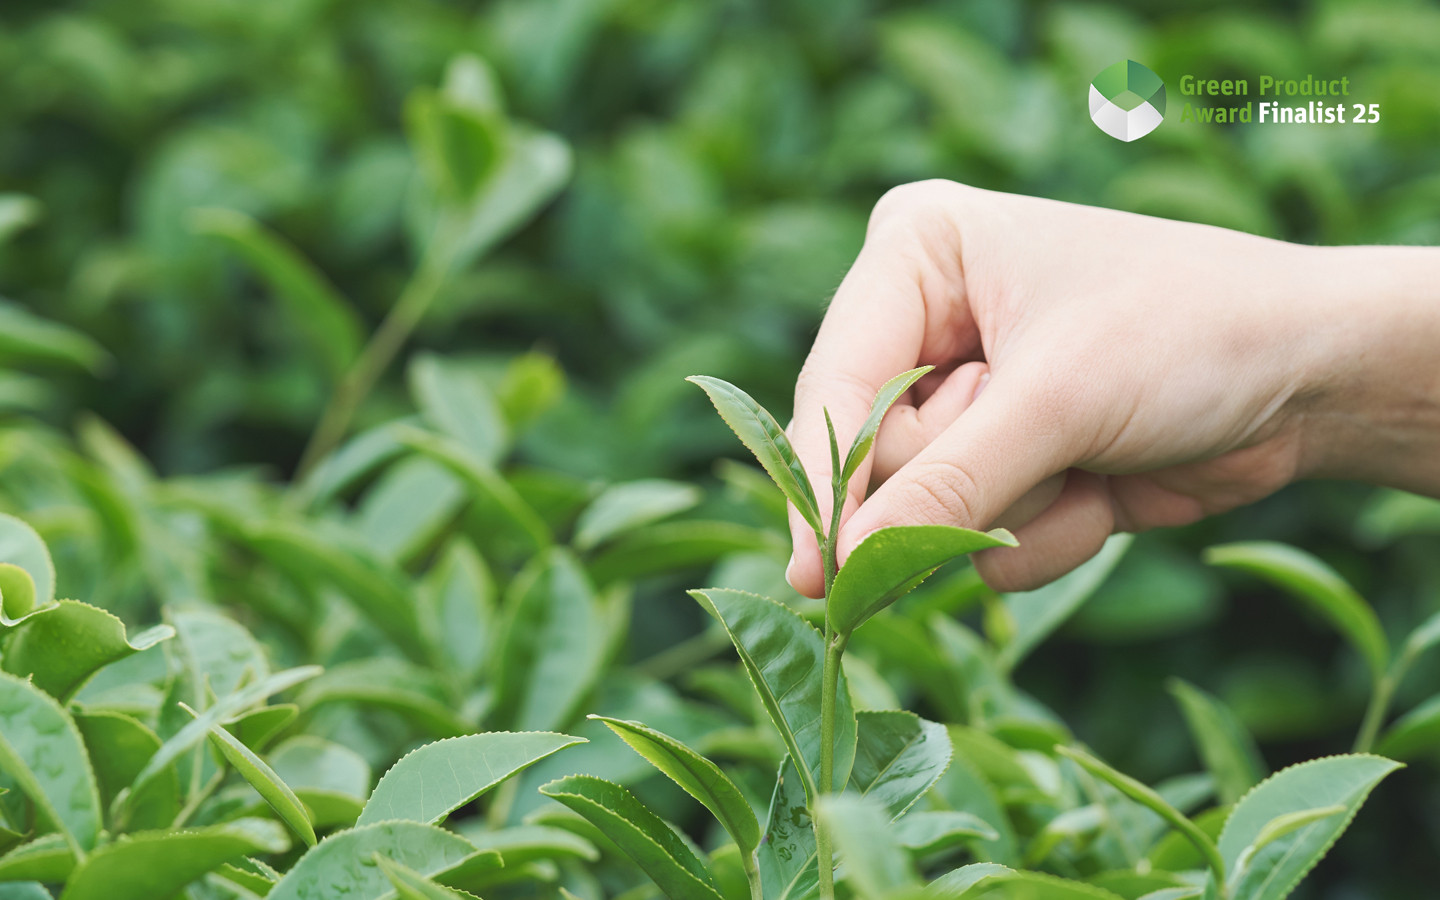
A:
[742,849,764,900]
[813,477,848,900]
[1355,672,1396,753]
[295,253,450,482]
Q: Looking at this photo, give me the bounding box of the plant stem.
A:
[815,621,840,900]
[295,253,450,482]
[1354,673,1396,753]
[742,849,764,900]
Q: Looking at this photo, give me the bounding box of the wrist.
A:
[1293,245,1440,494]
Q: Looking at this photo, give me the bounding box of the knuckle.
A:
[898,458,982,528]
[868,179,967,235]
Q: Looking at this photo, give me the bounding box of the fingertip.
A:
[786,541,825,598]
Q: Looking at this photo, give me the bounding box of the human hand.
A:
[786,180,1440,595]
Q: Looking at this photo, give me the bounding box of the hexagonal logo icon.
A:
[1089,60,1166,142]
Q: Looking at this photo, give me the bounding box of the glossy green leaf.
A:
[227,703,297,752]
[756,755,817,900]
[270,736,372,829]
[929,866,1127,899]
[419,538,495,682]
[815,794,916,899]
[592,715,759,854]
[1023,805,1104,867]
[587,520,781,585]
[57,818,289,900]
[398,427,551,549]
[849,710,952,817]
[0,834,74,883]
[243,520,430,662]
[540,774,723,900]
[686,376,822,535]
[0,672,102,855]
[128,665,321,802]
[456,823,598,865]
[269,821,477,900]
[293,418,414,509]
[894,810,1000,853]
[353,455,466,564]
[295,658,471,738]
[690,588,856,797]
[829,525,1016,636]
[204,719,316,846]
[493,549,605,731]
[405,85,505,200]
[74,712,178,832]
[1168,679,1265,805]
[1132,890,1201,900]
[2,601,173,702]
[1204,542,1389,680]
[1376,693,1440,759]
[998,534,1131,671]
[189,207,362,378]
[0,299,108,374]
[0,564,41,624]
[359,730,584,826]
[409,353,509,465]
[574,479,703,551]
[0,512,55,616]
[1230,805,1345,886]
[170,608,269,703]
[0,882,52,900]
[840,366,933,483]
[378,854,480,900]
[1056,746,1223,883]
[1216,754,1400,900]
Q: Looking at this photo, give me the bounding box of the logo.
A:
[1089,60,1166,142]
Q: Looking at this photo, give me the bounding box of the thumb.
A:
[837,376,1069,561]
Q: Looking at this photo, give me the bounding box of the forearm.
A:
[1297,245,1440,496]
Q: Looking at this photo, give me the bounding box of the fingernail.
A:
[784,553,798,587]
[971,372,990,402]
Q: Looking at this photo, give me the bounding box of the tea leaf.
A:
[353,456,466,565]
[295,658,472,738]
[270,736,373,829]
[686,376,823,536]
[0,834,74,883]
[243,520,430,663]
[2,601,171,703]
[74,712,178,833]
[497,351,566,431]
[815,794,917,898]
[0,512,55,615]
[268,821,477,900]
[1375,693,1440,759]
[894,810,1000,853]
[1204,542,1389,681]
[998,534,1131,671]
[540,774,724,900]
[57,818,289,900]
[0,882,51,900]
[0,564,42,625]
[588,520,780,586]
[1055,746,1223,884]
[409,353,510,466]
[592,715,760,855]
[419,538,496,682]
[0,299,108,374]
[1216,754,1400,900]
[203,719,316,847]
[455,824,598,865]
[828,525,1016,636]
[1167,679,1266,805]
[129,666,321,802]
[359,731,584,827]
[1229,805,1345,886]
[0,672,102,856]
[840,366,933,484]
[1394,609,1440,684]
[850,711,952,818]
[927,865,1127,899]
[377,854,480,900]
[574,479,703,551]
[689,588,857,797]
[189,207,362,378]
[398,427,552,549]
[492,549,605,732]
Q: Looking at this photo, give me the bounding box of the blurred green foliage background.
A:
[2,0,1439,896]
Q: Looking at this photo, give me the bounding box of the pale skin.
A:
[786,180,1440,597]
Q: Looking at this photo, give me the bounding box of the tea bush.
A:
[3,1,1440,897]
